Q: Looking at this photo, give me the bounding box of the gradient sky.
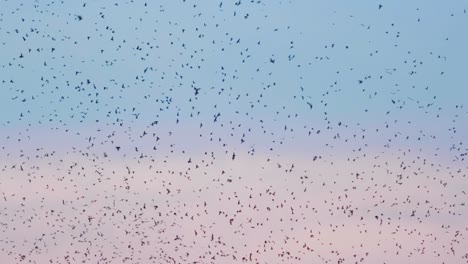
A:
[1,1,468,263]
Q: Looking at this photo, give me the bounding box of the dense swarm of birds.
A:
[1,1,467,263]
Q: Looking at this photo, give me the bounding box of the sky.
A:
[0,0,468,263]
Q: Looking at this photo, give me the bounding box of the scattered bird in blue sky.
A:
[0,1,467,263]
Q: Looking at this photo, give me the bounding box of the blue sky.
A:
[1,1,467,263]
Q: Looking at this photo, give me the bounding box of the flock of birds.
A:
[0,1,467,263]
